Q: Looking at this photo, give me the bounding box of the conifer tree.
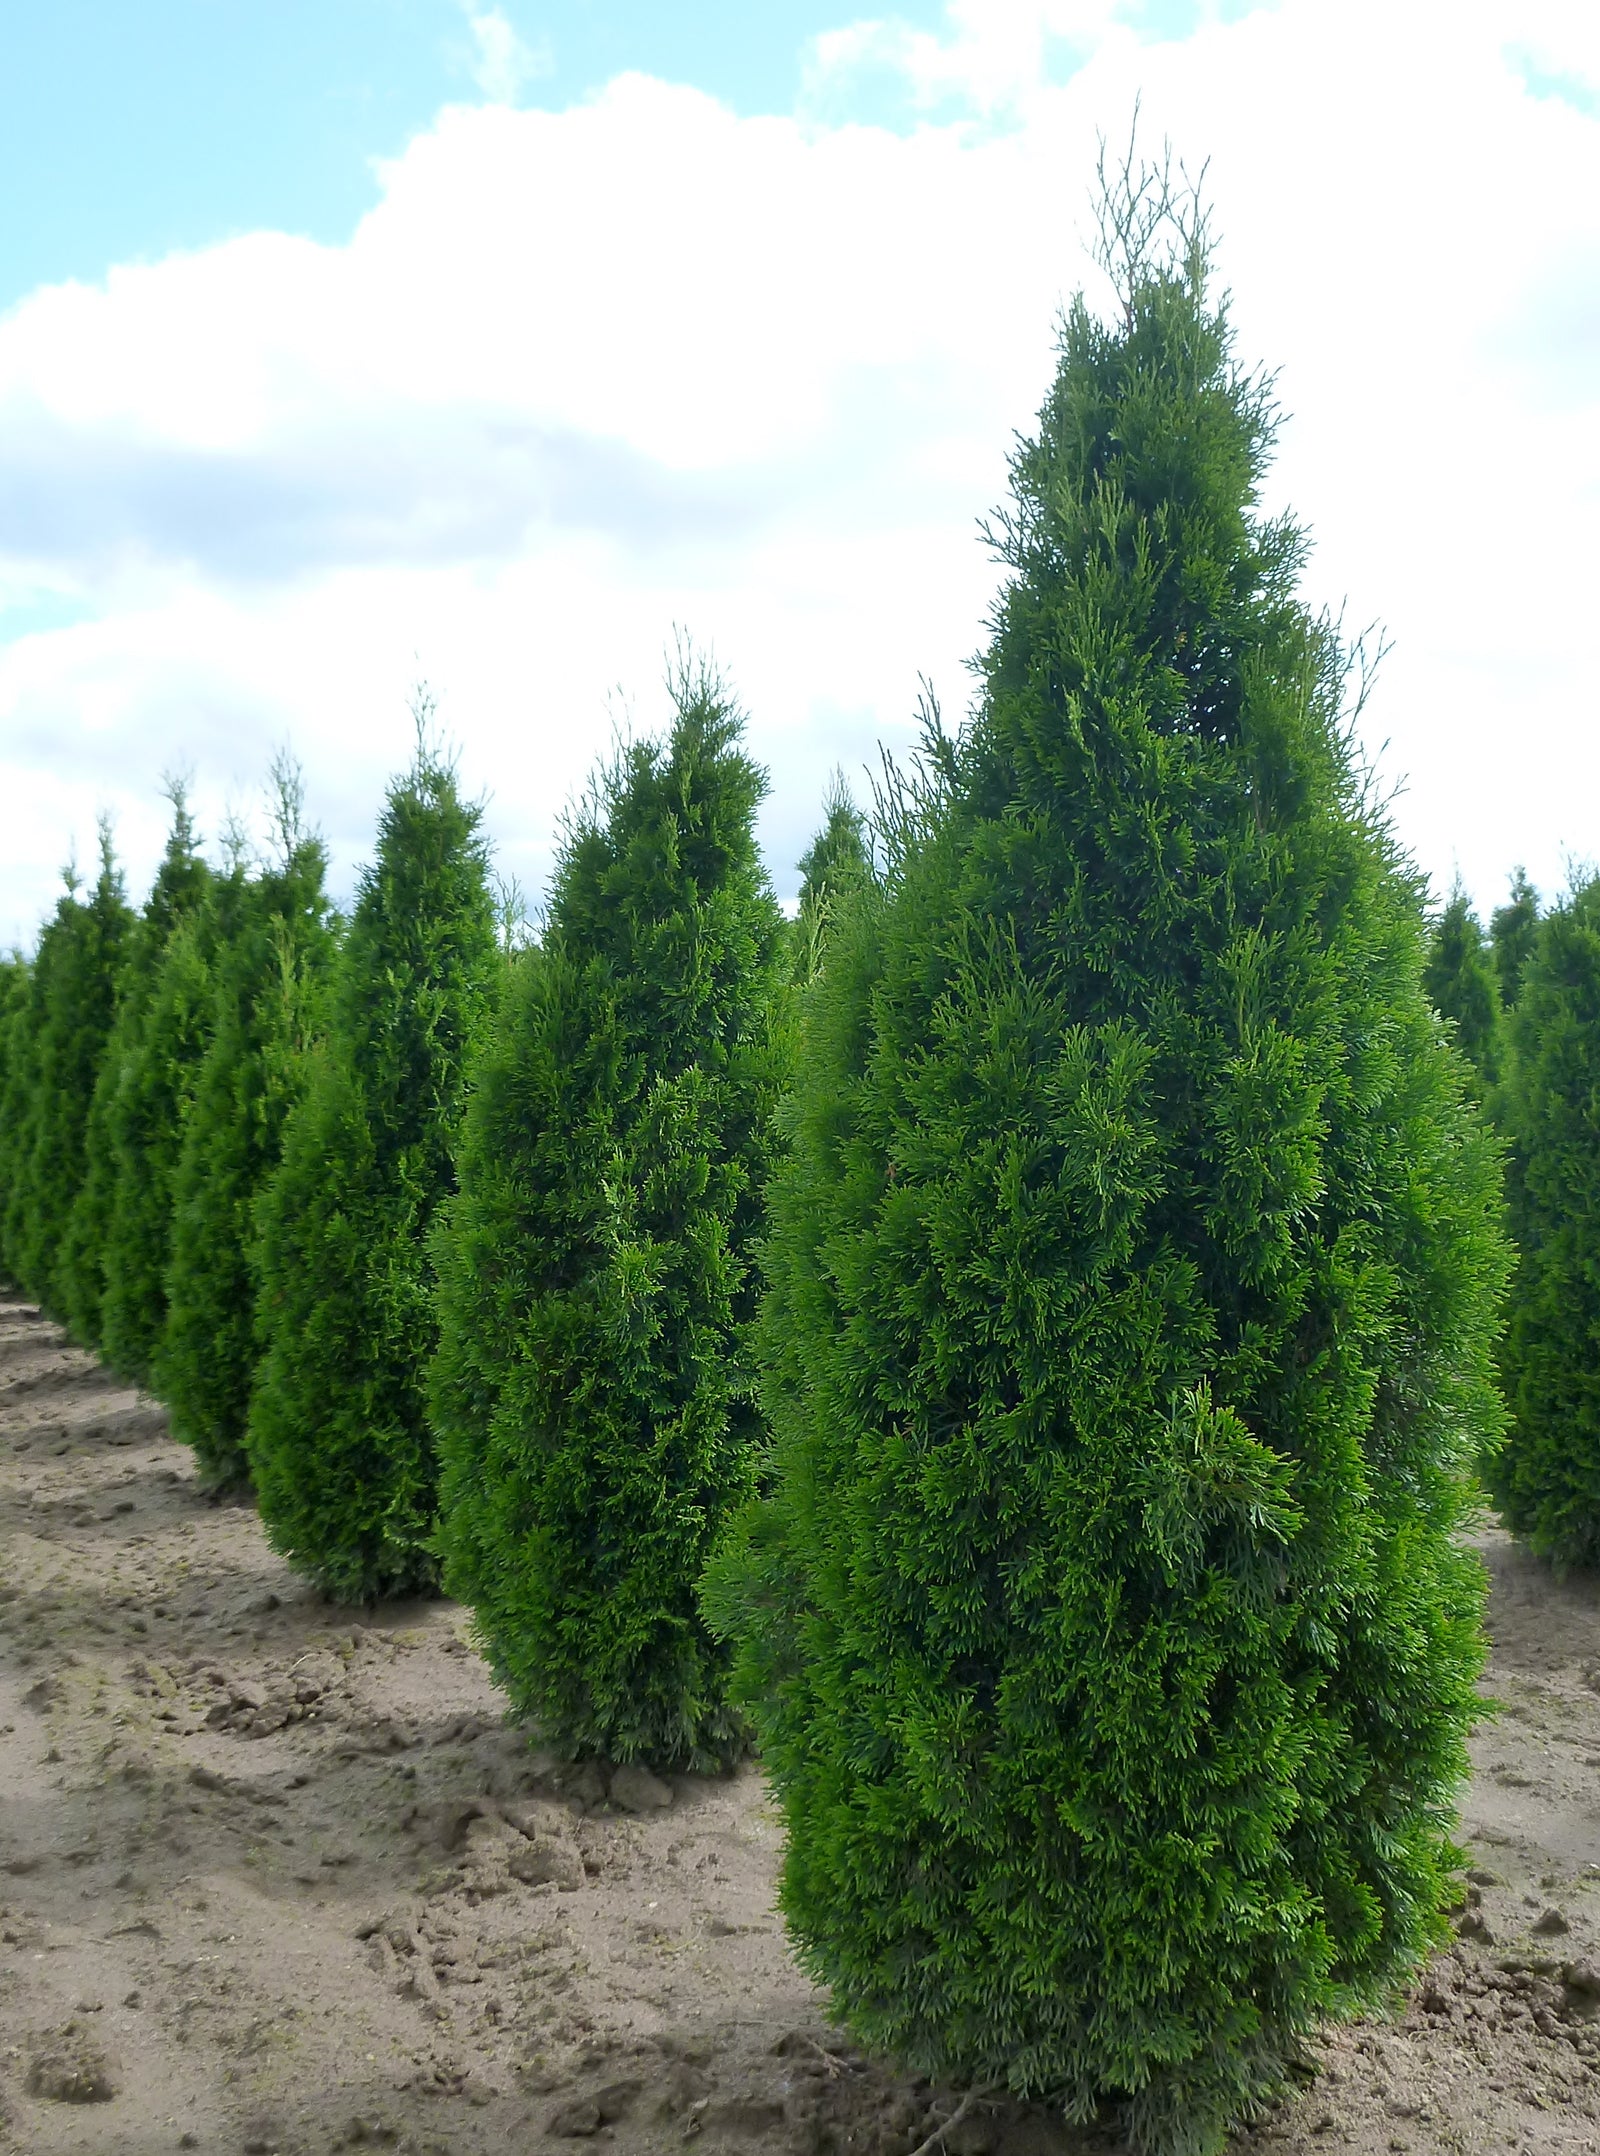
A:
[248,735,500,1600]
[1492,880,1600,1567]
[8,827,134,1313]
[429,659,784,1769]
[1423,883,1501,1093]
[0,913,57,1286]
[703,163,1507,2156]
[157,768,336,1488]
[1491,868,1540,1011]
[0,951,31,1273]
[100,836,247,1386]
[791,772,871,985]
[60,788,211,1349]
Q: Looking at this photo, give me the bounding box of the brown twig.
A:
[906,2083,998,2156]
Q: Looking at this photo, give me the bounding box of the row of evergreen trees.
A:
[0,164,1582,2153]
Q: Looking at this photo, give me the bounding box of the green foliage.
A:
[1423,883,1501,1094]
[703,171,1508,2156]
[4,828,134,1313]
[0,951,32,1274]
[248,743,501,1600]
[429,661,784,1769]
[60,790,211,1349]
[1491,868,1540,1011]
[157,774,336,1487]
[791,772,871,985]
[1492,879,1600,1568]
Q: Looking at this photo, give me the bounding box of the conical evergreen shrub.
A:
[791,772,871,985]
[157,770,336,1488]
[1491,868,1539,1012]
[247,740,500,1600]
[8,827,133,1313]
[429,659,784,1769]
[60,789,211,1349]
[1423,883,1501,1094]
[703,172,1508,2156]
[100,840,248,1386]
[0,950,32,1273]
[1491,878,1600,1568]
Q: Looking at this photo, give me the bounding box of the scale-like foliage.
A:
[430,662,784,1769]
[0,952,32,1272]
[1491,868,1540,1012]
[100,854,248,1386]
[704,176,1507,2156]
[157,788,335,1489]
[1493,880,1600,1568]
[791,773,871,986]
[1423,884,1501,1094]
[7,829,133,1313]
[60,792,211,1349]
[248,747,500,1600]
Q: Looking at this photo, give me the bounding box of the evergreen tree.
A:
[703,168,1507,2156]
[9,827,134,1313]
[0,950,32,1274]
[59,788,211,1349]
[1491,868,1540,1012]
[0,909,58,1286]
[1423,882,1501,1093]
[248,739,500,1600]
[157,768,336,1488]
[1492,880,1600,1568]
[429,659,784,1769]
[791,771,871,986]
[100,838,247,1386]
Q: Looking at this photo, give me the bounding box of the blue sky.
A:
[0,1,1596,940]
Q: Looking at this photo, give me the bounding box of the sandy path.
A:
[2,1290,1600,2156]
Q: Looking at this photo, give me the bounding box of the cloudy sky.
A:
[0,0,1596,943]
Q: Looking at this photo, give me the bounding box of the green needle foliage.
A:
[157,769,336,1488]
[791,771,871,986]
[248,737,501,1601]
[6,827,134,1313]
[1423,883,1501,1094]
[101,839,248,1386]
[1492,878,1600,1568]
[703,163,1508,2156]
[1491,868,1540,1012]
[60,788,211,1350]
[430,658,784,1770]
[0,950,32,1271]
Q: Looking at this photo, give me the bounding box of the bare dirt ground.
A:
[4,1291,1600,2156]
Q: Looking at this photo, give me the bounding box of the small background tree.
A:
[1423,882,1502,1095]
[1492,878,1600,1567]
[791,771,871,985]
[60,787,211,1349]
[704,158,1508,2156]
[0,950,32,1271]
[1491,868,1540,1012]
[157,766,336,1487]
[429,656,784,1769]
[248,726,501,1600]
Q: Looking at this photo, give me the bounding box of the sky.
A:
[0,0,1596,942]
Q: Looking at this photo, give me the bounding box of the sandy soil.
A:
[3,1291,1600,2156]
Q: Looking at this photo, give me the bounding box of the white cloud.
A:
[461,6,549,105]
[0,1,1597,945]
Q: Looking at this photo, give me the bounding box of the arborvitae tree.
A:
[429,660,784,1769]
[60,789,211,1349]
[0,951,31,1271]
[1491,868,1540,1012]
[0,910,58,1285]
[100,837,248,1386]
[247,739,500,1600]
[157,770,336,1488]
[9,826,134,1313]
[791,771,871,985]
[1423,883,1501,1093]
[702,168,1508,2156]
[1492,880,1600,1567]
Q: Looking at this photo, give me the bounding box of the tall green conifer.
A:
[429,660,783,1769]
[791,772,871,985]
[157,768,336,1487]
[704,167,1507,2156]
[1491,868,1540,1011]
[1492,880,1600,1567]
[8,827,133,1312]
[0,952,32,1271]
[248,739,500,1600]
[1423,883,1501,1093]
[60,789,211,1348]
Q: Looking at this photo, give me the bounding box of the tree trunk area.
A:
[2,1290,1598,2156]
